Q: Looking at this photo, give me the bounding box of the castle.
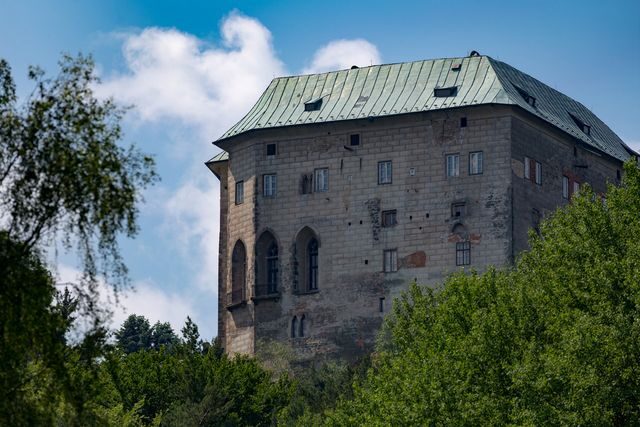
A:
[206,53,636,360]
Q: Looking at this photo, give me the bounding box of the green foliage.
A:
[0,54,156,425]
[329,160,640,425]
[0,54,158,290]
[115,315,152,354]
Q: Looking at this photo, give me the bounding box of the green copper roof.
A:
[218,55,634,161]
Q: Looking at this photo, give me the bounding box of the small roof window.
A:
[515,86,536,108]
[434,86,458,97]
[304,98,323,111]
[569,113,591,136]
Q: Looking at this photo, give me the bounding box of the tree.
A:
[329,160,640,425]
[150,321,179,350]
[0,54,157,425]
[115,315,152,354]
[0,54,157,293]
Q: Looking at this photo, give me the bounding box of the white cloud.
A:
[97,12,285,139]
[56,264,199,337]
[163,176,220,292]
[627,139,640,152]
[93,13,382,337]
[303,39,382,74]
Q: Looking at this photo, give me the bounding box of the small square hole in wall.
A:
[409,167,416,176]
[460,117,467,128]
[350,134,360,146]
[266,143,277,156]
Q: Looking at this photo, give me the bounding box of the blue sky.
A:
[2,1,639,339]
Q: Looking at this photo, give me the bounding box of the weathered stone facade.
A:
[207,56,633,360]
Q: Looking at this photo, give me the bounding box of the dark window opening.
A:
[515,86,536,108]
[451,202,466,218]
[299,314,305,337]
[350,134,360,146]
[569,113,591,136]
[304,98,323,111]
[382,210,397,227]
[230,241,247,306]
[379,297,385,312]
[456,241,470,266]
[617,169,621,181]
[434,86,458,97]
[266,242,278,294]
[301,174,313,195]
[291,316,297,338]
[308,239,318,290]
[266,143,277,156]
[460,117,467,128]
[532,208,541,235]
[451,63,462,71]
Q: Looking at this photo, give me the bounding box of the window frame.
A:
[308,238,319,290]
[524,156,531,180]
[562,176,569,199]
[314,167,329,192]
[446,153,460,177]
[381,210,397,227]
[266,143,277,157]
[263,174,277,197]
[469,151,483,175]
[456,241,471,266]
[266,242,279,294]
[235,180,244,205]
[535,161,542,185]
[383,249,398,273]
[378,160,392,185]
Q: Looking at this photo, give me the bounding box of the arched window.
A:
[267,242,278,293]
[230,240,246,305]
[299,314,306,337]
[295,227,319,292]
[291,316,297,338]
[256,231,279,297]
[308,239,318,291]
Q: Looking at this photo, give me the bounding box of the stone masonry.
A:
[206,55,634,360]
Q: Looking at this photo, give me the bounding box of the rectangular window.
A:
[456,242,470,266]
[573,181,580,196]
[314,168,329,192]
[524,156,531,179]
[266,143,277,156]
[379,297,385,313]
[383,249,398,273]
[446,154,459,177]
[562,176,569,199]
[235,181,244,205]
[263,174,277,197]
[378,161,392,184]
[451,202,466,218]
[469,151,483,175]
[350,134,360,146]
[535,161,542,185]
[382,210,397,227]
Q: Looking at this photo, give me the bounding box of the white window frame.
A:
[469,151,483,175]
[235,181,244,205]
[378,161,392,184]
[562,176,569,199]
[535,161,542,185]
[383,249,398,273]
[263,174,277,197]
[314,168,329,192]
[446,154,460,177]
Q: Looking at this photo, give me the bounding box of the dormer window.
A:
[569,113,591,136]
[515,86,536,108]
[434,86,457,97]
[304,98,323,111]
